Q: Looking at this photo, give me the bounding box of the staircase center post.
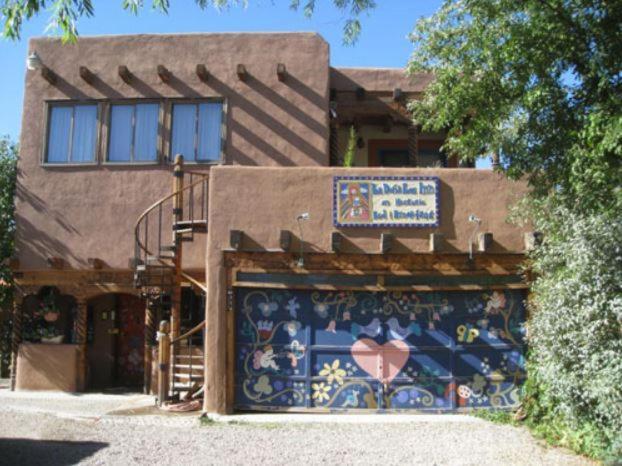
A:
[171,154,184,340]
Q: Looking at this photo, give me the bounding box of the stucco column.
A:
[143,292,158,394]
[408,124,419,167]
[75,298,88,392]
[204,251,227,414]
[9,293,24,391]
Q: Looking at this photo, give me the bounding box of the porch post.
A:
[407,124,419,167]
[143,292,157,394]
[171,154,184,339]
[75,298,88,392]
[9,292,23,391]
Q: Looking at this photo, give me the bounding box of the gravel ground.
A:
[0,390,592,466]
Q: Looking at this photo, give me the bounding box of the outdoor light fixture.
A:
[27,51,43,70]
[468,214,482,260]
[296,212,310,268]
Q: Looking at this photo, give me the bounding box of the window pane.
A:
[197,102,222,161]
[171,104,196,160]
[134,104,159,161]
[108,105,133,162]
[71,105,97,162]
[47,106,72,163]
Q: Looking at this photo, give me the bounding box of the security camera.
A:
[468,214,481,223]
[297,213,310,221]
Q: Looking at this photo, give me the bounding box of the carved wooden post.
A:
[408,124,419,167]
[157,320,171,406]
[9,292,24,391]
[75,298,88,391]
[143,292,158,394]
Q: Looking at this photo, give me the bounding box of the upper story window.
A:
[171,102,223,162]
[46,104,98,164]
[108,103,160,163]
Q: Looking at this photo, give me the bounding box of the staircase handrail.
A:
[171,320,205,345]
[134,174,209,263]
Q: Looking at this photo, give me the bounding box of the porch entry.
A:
[235,287,526,411]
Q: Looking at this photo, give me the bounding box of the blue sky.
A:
[0,0,444,141]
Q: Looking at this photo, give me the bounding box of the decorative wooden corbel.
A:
[79,66,94,84]
[87,257,105,270]
[230,230,243,251]
[118,65,132,84]
[47,257,65,269]
[196,64,209,82]
[429,232,443,253]
[279,230,292,251]
[276,63,287,82]
[331,231,343,253]
[157,65,171,83]
[380,233,393,254]
[236,64,248,82]
[477,232,493,252]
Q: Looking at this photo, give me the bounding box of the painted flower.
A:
[285,297,300,318]
[314,303,329,319]
[471,374,486,393]
[485,291,506,315]
[343,310,351,321]
[253,345,279,371]
[258,301,278,317]
[311,382,331,402]
[440,304,454,315]
[257,320,273,340]
[284,320,301,337]
[319,359,346,385]
[253,375,273,395]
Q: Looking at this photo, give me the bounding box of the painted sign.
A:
[333,176,440,228]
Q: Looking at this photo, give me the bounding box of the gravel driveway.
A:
[0,390,591,466]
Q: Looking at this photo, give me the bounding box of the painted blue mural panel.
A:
[235,288,527,411]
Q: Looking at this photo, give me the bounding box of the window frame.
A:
[42,101,102,166]
[103,99,164,165]
[167,98,227,165]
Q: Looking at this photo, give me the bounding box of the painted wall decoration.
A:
[333,176,440,227]
[235,288,527,412]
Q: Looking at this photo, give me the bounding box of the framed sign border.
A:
[333,175,441,228]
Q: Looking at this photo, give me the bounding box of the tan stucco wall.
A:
[16,33,330,270]
[203,166,529,413]
[16,343,79,391]
[330,67,433,93]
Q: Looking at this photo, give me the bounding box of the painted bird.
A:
[343,390,360,408]
[350,318,382,339]
[386,317,422,341]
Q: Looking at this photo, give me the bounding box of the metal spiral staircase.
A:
[133,154,208,404]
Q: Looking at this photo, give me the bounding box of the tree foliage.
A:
[408,0,622,210]
[1,0,375,44]
[0,136,17,377]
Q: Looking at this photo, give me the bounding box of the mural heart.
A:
[351,338,410,383]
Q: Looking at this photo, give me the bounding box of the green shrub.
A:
[343,126,357,168]
[523,200,622,462]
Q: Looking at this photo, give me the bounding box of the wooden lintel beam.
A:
[276,63,287,82]
[380,233,393,254]
[237,64,248,82]
[196,64,209,82]
[230,230,243,251]
[331,231,343,253]
[79,66,94,84]
[118,65,132,84]
[157,65,171,83]
[279,230,292,251]
[40,66,57,85]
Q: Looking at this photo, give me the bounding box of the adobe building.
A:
[10,32,532,414]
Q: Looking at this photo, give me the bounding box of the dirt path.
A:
[0,390,592,466]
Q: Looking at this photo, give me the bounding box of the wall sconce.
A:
[356,137,365,149]
[27,52,43,70]
[468,214,481,260]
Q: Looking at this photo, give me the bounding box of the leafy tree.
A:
[1,0,375,44]
[0,136,17,377]
[408,0,622,212]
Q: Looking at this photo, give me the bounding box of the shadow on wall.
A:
[0,438,108,466]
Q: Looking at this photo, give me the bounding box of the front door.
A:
[235,288,526,411]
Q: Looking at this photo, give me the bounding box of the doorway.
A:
[86,293,145,390]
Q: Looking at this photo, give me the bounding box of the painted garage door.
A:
[235,288,526,411]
